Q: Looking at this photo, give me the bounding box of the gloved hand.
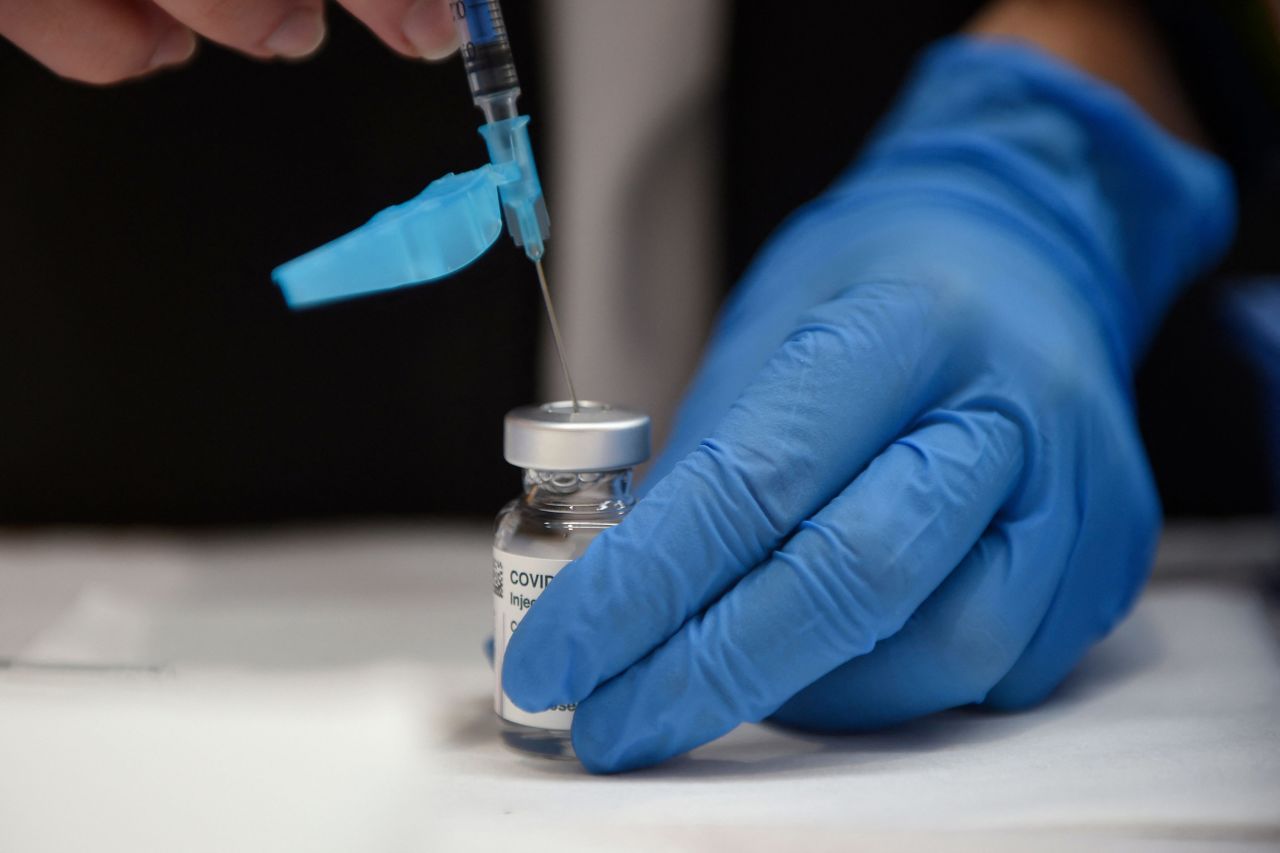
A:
[503,37,1235,773]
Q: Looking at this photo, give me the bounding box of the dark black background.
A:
[0,3,544,523]
[0,1,1271,523]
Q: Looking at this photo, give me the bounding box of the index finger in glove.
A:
[502,284,956,714]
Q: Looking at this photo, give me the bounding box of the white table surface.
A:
[0,523,1277,852]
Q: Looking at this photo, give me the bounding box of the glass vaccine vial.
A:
[492,401,651,759]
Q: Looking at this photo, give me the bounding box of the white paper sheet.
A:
[0,525,1276,851]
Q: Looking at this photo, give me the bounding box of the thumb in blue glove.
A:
[501,37,1234,773]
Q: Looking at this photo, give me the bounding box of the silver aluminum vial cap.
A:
[504,401,651,473]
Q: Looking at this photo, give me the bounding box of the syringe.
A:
[450,0,579,410]
[272,0,582,410]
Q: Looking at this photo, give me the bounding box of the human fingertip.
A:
[403,0,459,60]
[264,7,328,59]
[148,26,198,71]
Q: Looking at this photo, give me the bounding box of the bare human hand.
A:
[0,0,458,84]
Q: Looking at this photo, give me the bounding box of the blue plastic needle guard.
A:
[272,165,511,308]
[273,115,546,309]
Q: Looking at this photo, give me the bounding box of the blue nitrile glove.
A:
[502,37,1235,773]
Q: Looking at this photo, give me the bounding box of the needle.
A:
[534,258,580,412]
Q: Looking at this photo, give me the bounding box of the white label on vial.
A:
[492,548,575,730]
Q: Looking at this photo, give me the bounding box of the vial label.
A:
[492,549,575,730]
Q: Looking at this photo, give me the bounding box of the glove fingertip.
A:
[570,716,619,774]
[982,675,1057,712]
[571,700,657,775]
[500,636,561,712]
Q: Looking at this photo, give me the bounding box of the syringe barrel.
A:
[450,0,521,120]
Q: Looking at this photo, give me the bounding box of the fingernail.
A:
[148,26,197,70]
[264,8,327,59]
[403,0,458,60]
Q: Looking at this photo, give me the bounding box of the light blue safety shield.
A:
[273,166,505,309]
